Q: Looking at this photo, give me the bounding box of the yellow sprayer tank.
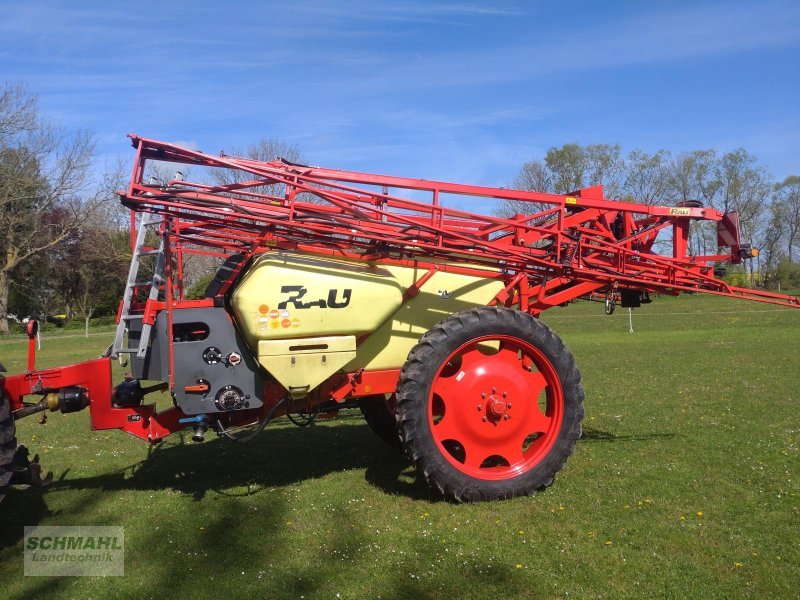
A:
[230,251,503,377]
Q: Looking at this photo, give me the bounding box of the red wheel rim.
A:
[428,335,564,481]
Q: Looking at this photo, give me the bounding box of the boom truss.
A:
[120,135,799,313]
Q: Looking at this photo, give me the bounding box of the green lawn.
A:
[1,294,798,599]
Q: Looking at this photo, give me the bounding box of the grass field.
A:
[0,294,798,599]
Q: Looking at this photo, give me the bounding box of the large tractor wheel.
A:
[0,392,17,503]
[396,307,584,502]
[359,394,402,449]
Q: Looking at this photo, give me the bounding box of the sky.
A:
[1,0,799,202]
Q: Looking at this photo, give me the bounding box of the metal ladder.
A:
[111,213,167,359]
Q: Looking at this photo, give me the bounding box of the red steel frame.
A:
[3,135,798,444]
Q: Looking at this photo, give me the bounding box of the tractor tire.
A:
[359,394,402,449]
[396,307,584,502]
[0,392,17,504]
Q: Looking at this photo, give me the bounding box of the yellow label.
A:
[669,207,691,216]
[565,197,577,205]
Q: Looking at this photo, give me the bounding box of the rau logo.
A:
[277,285,352,309]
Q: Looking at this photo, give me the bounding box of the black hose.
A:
[219,396,289,443]
[286,403,321,427]
[13,399,49,420]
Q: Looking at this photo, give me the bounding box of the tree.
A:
[0,84,96,333]
[544,143,587,194]
[712,150,773,285]
[513,159,552,194]
[585,144,625,198]
[504,143,792,289]
[71,227,129,336]
[668,150,718,256]
[624,149,672,206]
[501,143,624,217]
[496,159,553,218]
[211,137,304,197]
[759,201,787,285]
[774,175,800,262]
[709,150,771,242]
[171,138,308,291]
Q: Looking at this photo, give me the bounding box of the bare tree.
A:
[0,85,37,139]
[496,159,553,217]
[667,150,718,255]
[514,158,552,193]
[623,149,672,206]
[50,167,130,335]
[585,144,625,198]
[166,138,306,291]
[709,150,771,238]
[211,137,303,198]
[704,150,772,285]
[0,84,97,333]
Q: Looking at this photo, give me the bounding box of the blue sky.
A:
[1,0,799,195]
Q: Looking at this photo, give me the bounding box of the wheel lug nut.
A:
[477,404,482,411]
[507,403,512,409]
[502,391,507,398]
[492,387,496,394]
[481,393,486,399]
[504,414,510,420]
[482,416,488,422]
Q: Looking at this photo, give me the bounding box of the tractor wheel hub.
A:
[486,395,507,420]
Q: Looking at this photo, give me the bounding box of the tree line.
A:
[497,143,800,288]
[1,84,798,335]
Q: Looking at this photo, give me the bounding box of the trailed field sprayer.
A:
[1,136,798,503]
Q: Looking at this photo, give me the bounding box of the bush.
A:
[772,258,800,290]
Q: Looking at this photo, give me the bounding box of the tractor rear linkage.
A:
[2,135,797,502]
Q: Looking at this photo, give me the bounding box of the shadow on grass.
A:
[55,414,430,501]
[1,414,433,535]
[1,415,577,598]
[580,426,675,442]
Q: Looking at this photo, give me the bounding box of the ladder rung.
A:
[115,349,139,354]
[122,314,143,320]
[139,249,162,256]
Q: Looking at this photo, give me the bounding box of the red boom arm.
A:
[119,135,798,311]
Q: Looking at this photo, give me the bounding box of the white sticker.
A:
[456,371,465,381]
